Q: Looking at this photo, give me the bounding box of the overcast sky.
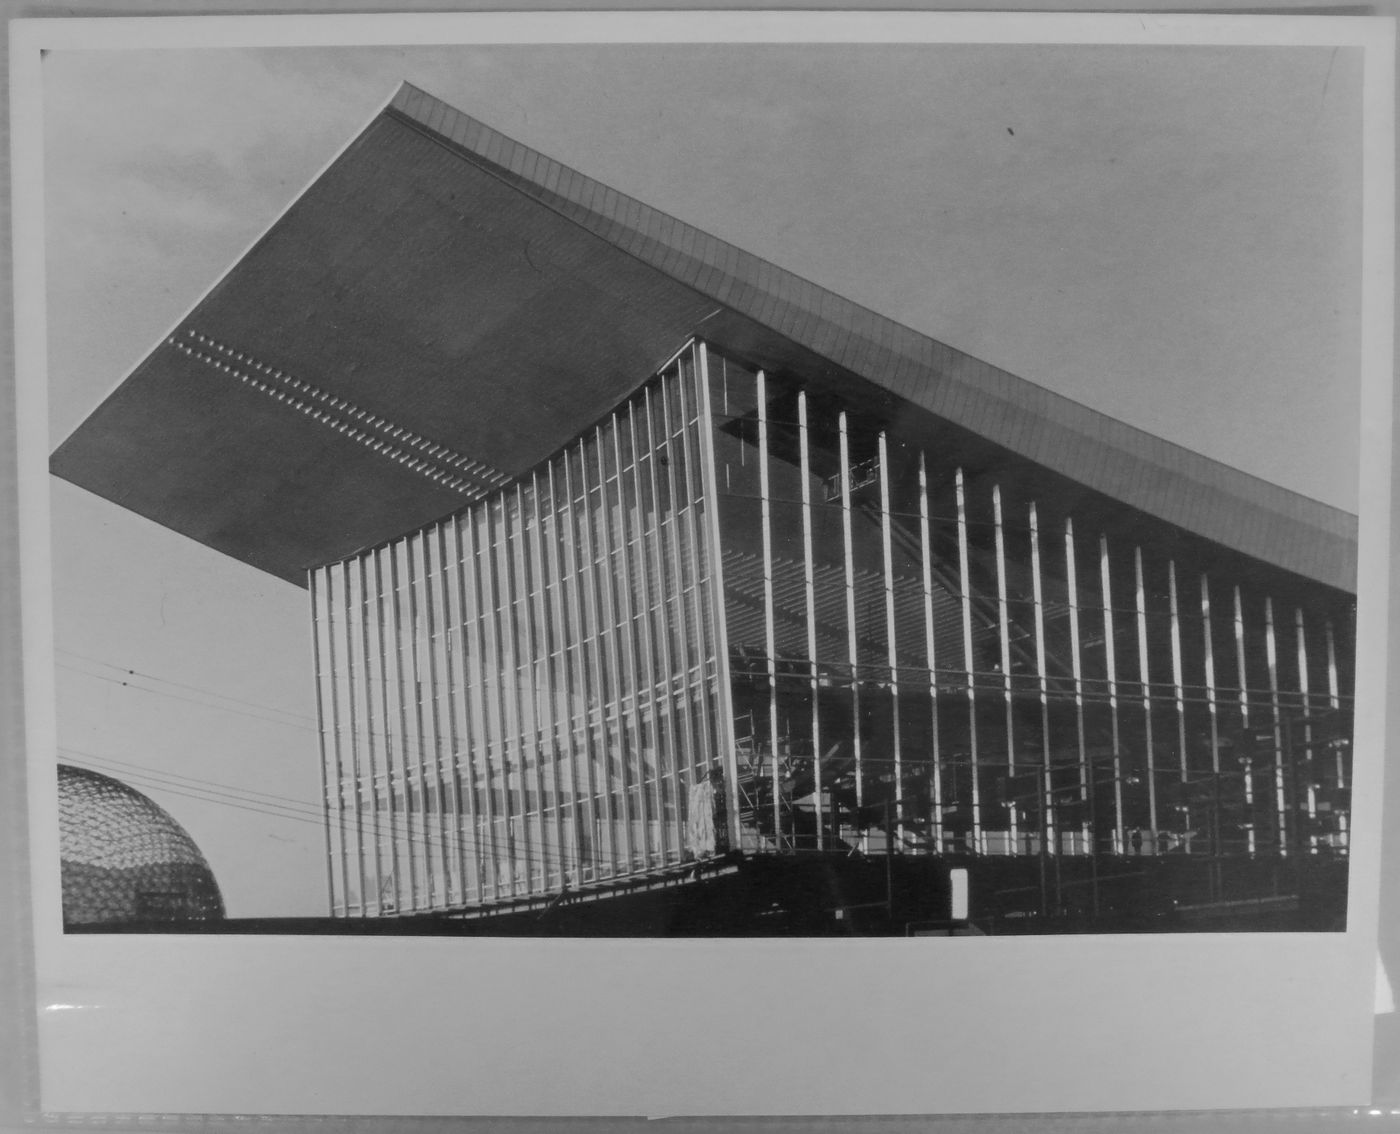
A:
[42,41,1364,918]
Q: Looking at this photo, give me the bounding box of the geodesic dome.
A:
[57,764,224,926]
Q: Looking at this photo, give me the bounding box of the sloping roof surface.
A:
[52,82,1357,592]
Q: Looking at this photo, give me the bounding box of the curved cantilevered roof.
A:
[51,82,1357,593]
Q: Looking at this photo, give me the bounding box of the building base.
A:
[68,849,1347,936]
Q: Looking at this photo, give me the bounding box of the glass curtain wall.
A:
[311,345,725,917]
[310,334,1355,918]
[703,345,1355,868]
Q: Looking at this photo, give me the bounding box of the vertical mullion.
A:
[564,451,603,884]
[642,386,684,863]
[1099,537,1123,854]
[1265,597,1286,856]
[1326,619,1341,711]
[607,414,650,872]
[626,402,665,867]
[1200,574,1221,873]
[1296,608,1317,850]
[799,391,824,850]
[544,461,583,886]
[577,438,619,877]
[502,497,531,894]
[333,564,354,914]
[838,411,864,851]
[1168,562,1188,785]
[340,562,367,914]
[450,516,484,904]
[955,468,982,853]
[405,535,436,906]
[530,472,566,890]
[757,370,782,846]
[1326,616,1347,850]
[372,550,404,913]
[1064,519,1089,846]
[678,351,715,789]
[1326,618,1345,791]
[508,491,539,894]
[517,484,551,894]
[917,453,942,851]
[593,424,633,874]
[463,511,495,902]
[992,484,1016,853]
[356,556,385,914]
[1029,503,1054,856]
[1201,575,1220,775]
[436,523,468,904]
[420,531,452,906]
[693,342,741,850]
[878,431,904,845]
[659,371,699,813]
[308,570,339,915]
[1233,586,1257,857]
[335,565,356,916]
[496,497,529,893]
[1134,548,1158,846]
[387,545,420,908]
[476,507,506,901]
[516,493,545,895]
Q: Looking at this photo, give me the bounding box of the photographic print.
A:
[42,38,1365,938]
[15,11,1393,1116]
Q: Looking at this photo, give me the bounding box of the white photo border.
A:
[10,9,1396,1118]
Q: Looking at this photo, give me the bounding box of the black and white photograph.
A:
[13,10,1394,1116]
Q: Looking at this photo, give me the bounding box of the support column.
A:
[1168,562,1188,788]
[756,370,783,846]
[340,562,368,914]
[839,411,864,851]
[1029,503,1054,857]
[308,569,340,916]
[562,452,602,884]
[605,414,650,872]
[419,529,454,904]
[625,402,666,867]
[1064,519,1090,850]
[798,391,824,850]
[992,484,1016,853]
[1297,607,1318,851]
[657,375,701,852]
[577,438,619,877]
[878,431,904,845]
[694,342,743,852]
[449,516,484,904]
[1134,548,1158,847]
[1200,573,1221,874]
[371,549,407,911]
[655,375,700,851]
[543,462,585,885]
[1326,618,1345,790]
[917,453,943,851]
[515,483,554,892]
[955,468,981,854]
[1100,537,1124,854]
[387,548,420,907]
[1265,597,1287,856]
[1233,585,1257,857]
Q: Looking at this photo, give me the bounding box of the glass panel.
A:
[306,337,1355,931]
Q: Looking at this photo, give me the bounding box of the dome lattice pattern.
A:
[58,764,225,926]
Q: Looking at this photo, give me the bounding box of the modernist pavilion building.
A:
[53,85,1356,934]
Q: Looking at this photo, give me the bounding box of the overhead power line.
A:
[58,747,582,877]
